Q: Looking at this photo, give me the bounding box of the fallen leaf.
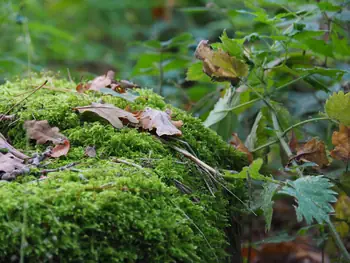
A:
[289,138,329,168]
[229,133,253,163]
[195,40,248,84]
[0,133,29,159]
[0,114,15,121]
[0,152,29,180]
[330,124,350,162]
[243,238,330,263]
[74,102,139,129]
[50,139,70,158]
[76,70,139,95]
[135,107,182,136]
[24,120,66,145]
[84,145,96,158]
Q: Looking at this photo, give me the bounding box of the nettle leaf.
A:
[325,91,350,126]
[260,182,279,232]
[219,31,244,58]
[225,158,266,180]
[278,176,337,224]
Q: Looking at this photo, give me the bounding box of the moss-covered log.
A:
[0,74,247,262]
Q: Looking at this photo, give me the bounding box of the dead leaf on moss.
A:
[85,145,96,158]
[76,70,139,94]
[0,133,29,159]
[229,133,253,163]
[289,138,329,168]
[135,107,182,136]
[74,102,139,129]
[195,40,248,84]
[50,139,70,158]
[0,152,29,180]
[331,124,350,162]
[24,120,66,145]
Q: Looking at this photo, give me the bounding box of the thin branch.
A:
[113,158,152,176]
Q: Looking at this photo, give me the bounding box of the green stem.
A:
[252,117,330,153]
[274,73,311,92]
[217,98,261,113]
[328,220,350,262]
[158,50,163,96]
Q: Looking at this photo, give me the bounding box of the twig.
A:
[41,162,78,174]
[67,68,73,82]
[0,80,47,121]
[113,158,152,176]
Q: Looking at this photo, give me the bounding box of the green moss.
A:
[0,73,248,262]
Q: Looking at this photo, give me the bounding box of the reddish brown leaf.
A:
[247,238,329,263]
[0,133,28,159]
[330,124,350,162]
[229,133,253,163]
[74,102,139,129]
[84,145,97,158]
[289,138,329,168]
[24,120,66,145]
[135,107,182,137]
[50,139,70,158]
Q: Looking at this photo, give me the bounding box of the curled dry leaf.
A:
[74,102,139,129]
[330,124,350,162]
[229,133,253,163]
[195,40,248,84]
[289,138,329,168]
[0,133,28,159]
[135,107,182,137]
[50,139,70,158]
[76,70,139,94]
[24,120,66,145]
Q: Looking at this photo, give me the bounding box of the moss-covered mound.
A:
[0,74,247,262]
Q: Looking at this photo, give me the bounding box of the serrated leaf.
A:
[219,31,243,58]
[260,182,279,232]
[325,91,350,126]
[278,176,337,224]
[225,158,266,181]
[186,62,211,82]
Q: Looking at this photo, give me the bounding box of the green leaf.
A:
[317,2,342,12]
[203,87,240,127]
[325,91,350,126]
[278,176,337,224]
[219,31,243,58]
[225,158,266,181]
[295,67,346,81]
[260,182,279,232]
[186,62,211,82]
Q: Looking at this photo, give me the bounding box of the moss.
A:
[0,73,248,262]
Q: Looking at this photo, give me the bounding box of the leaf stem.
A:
[252,117,330,153]
[328,220,350,262]
[217,98,261,113]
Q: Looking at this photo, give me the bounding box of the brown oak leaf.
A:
[135,107,182,136]
[289,138,329,168]
[229,133,253,163]
[0,133,28,159]
[74,102,139,129]
[24,120,66,145]
[331,124,350,162]
[0,152,29,180]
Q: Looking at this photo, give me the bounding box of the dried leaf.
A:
[50,139,70,158]
[330,124,350,162]
[24,120,66,145]
[246,238,330,263]
[230,133,253,163]
[334,193,350,238]
[84,146,97,158]
[0,152,29,180]
[195,40,248,84]
[0,133,29,159]
[88,70,115,91]
[135,107,182,136]
[289,138,329,168]
[74,102,139,129]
